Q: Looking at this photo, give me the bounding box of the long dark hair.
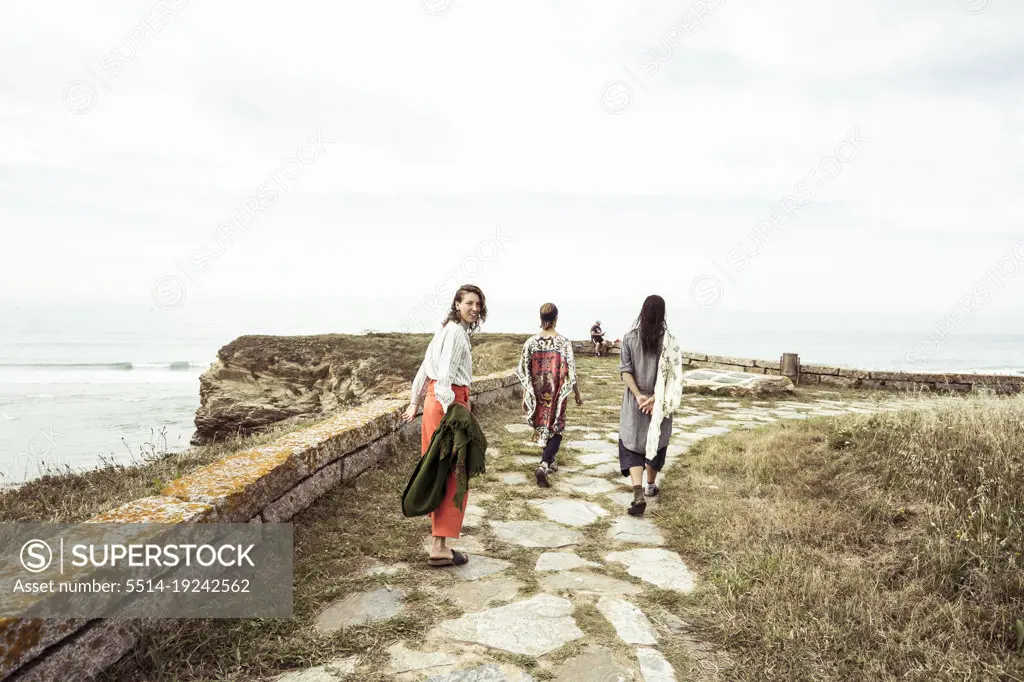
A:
[442,284,487,332]
[633,294,666,356]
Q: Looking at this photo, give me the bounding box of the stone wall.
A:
[573,341,1024,394]
[0,372,521,681]
[682,351,1024,394]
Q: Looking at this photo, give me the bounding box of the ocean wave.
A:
[0,361,208,371]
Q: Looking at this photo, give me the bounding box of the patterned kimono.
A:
[515,334,578,446]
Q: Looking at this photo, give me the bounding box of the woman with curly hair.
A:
[402,284,487,566]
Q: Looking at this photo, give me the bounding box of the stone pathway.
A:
[277,367,931,681]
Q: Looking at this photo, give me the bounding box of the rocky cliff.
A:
[191,333,526,445]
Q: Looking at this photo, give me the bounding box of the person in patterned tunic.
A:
[515,303,583,487]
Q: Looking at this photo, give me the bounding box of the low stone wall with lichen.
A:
[571,341,1024,395]
[680,351,1024,394]
[0,371,520,681]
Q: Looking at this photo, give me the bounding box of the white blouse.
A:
[410,320,474,414]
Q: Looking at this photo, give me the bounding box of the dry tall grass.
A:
[660,393,1024,681]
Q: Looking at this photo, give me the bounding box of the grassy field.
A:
[0,333,527,524]
[657,393,1024,681]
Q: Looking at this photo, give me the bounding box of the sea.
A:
[2,299,1022,485]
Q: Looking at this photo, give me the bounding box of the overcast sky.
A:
[2,0,1023,326]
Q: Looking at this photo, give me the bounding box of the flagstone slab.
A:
[809,410,848,416]
[695,426,731,436]
[432,576,523,611]
[677,415,713,426]
[535,552,601,572]
[578,452,618,466]
[539,571,642,596]
[499,473,529,485]
[566,439,620,455]
[428,664,537,681]
[490,521,583,548]
[605,549,697,593]
[553,646,637,681]
[606,491,643,509]
[276,658,359,682]
[563,476,620,495]
[775,412,808,420]
[597,597,659,645]
[315,587,408,633]
[513,456,538,466]
[464,504,488,527]
[505,424,534,434]
[387,643,461,675]
[436,594,584,656]
[581,465,617,478]
[529,499,610,527]
[607,517,665,546]
[564,425,596,432]
[583,432,603,440]
[636,648,677,682]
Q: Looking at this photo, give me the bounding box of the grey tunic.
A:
[618,329,672,453]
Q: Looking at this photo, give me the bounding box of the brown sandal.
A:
[427,550,469,567]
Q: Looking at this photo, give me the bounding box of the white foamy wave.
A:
[0,361,209,371]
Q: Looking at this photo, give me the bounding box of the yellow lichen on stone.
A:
[0,617,88,676]
[86,496,215,524]
[162,446,296,500]
[0,618,43,671]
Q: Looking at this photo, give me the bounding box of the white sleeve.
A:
[433,325,458,414]
[410,360,429,406]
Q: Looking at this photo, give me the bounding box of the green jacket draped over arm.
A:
[402,403,488,518]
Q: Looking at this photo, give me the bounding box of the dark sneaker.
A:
[535,466,550,488]
[646,484,660,497]
[548,461,559,473]
[628,487,647,516]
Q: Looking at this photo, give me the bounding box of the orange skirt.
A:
[421,380,471,538]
